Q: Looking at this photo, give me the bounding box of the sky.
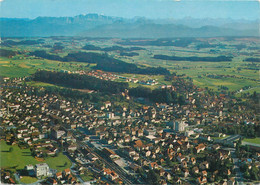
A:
[0,0,259,20]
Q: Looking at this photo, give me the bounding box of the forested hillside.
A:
[30,50,170,75]
[33,70,129,94]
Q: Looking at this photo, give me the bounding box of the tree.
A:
[137,168,144,177]
[178,95,186,105]
[42,152,48,158]
[166,90,173,104]
[244,169,250,179]
[147,169,160,185]
[31,149,37,157]
[251,165,259,181]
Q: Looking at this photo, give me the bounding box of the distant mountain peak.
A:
[0,14,258,37]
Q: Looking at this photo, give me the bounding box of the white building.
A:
[168,120,188,132]
[144,128,156,136]
[106,112,114,119]
[175,120,188,132]
[35,163,50,177]
[167,120,188,132]
[51,129,65,139]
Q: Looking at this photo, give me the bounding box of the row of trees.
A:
[118,38,197,47]
[196,42,226,50]
[95,61,170,75]
[120,52,139,57]
[154,54,233,62]
[244,57,260,63]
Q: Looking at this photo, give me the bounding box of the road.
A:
[69,162,84,184]
[229,148,244,185]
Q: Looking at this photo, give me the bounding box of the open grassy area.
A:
[26,81,60,88]
[1,37,259,93]
[0,141,71,172]
[20,176,38,184]
[44,153,72,172]
[80,171,94,182]
[243,137,260,145]
[0,56,91,78]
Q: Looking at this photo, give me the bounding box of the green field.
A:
[80,171,94,182]
[26,81,60,88]
[243,137,260,145]
[20,176,38,184]
[0,141,72,172]
[0,57,91,78]
[1,37,259,93]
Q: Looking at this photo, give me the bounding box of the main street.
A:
[225,147,244,185]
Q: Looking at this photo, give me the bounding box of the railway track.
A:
[79,142,134,185]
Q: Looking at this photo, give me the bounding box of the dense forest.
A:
[196,42,226,50]
[30,50,63,61]
[33,70,129,94]
[129,86,186,105]
[30,50,170,75]
[64,52,110,63]
[153,54,233,62]
[82,44,102,50]
[120,52,139,57]
[0,49,17,58]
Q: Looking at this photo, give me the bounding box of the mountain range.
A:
[0,14,259,38]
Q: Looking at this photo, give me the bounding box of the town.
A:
[1,0,260,184]
[0,76,259,185]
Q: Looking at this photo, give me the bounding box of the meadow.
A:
[243,137,260,145]
[0,37,259,93]
[20,176,38,184]
[0,141,72,172]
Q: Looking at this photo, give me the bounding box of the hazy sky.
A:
[0,0,259,20]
